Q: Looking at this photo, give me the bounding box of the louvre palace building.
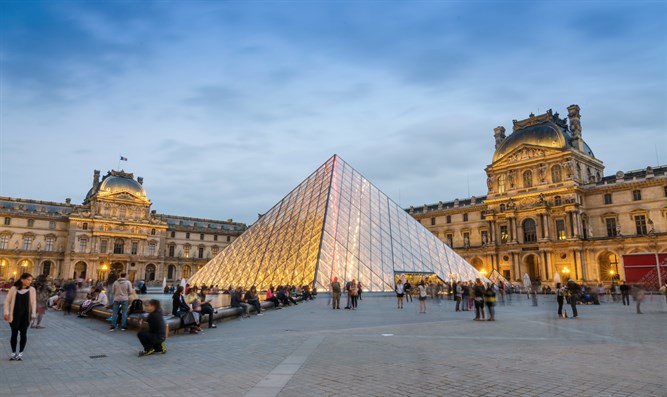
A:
[409,105,667,285]
[0,170,246,284]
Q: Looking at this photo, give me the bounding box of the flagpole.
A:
[117,155,121,170]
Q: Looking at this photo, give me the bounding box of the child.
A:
[137,299,166,357]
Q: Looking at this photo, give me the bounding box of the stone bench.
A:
[70,299,300,334]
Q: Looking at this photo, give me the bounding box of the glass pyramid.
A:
[189,155,481,292]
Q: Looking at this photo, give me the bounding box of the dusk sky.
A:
[1,0,665,225]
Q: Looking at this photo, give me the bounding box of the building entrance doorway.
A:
[395,272,444,286]
[111,262,125,275]
[73,261,87,279]
[523,254,540,282]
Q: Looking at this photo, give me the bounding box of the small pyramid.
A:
[189,155,481,291]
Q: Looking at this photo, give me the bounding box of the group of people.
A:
[329,278,363,310]
[171,285,219,334]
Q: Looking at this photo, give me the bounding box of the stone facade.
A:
[0,170,246,284]
[409,106,667,284]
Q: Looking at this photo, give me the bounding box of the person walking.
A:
[110,272,133,331]
[137,299,166,356]
[349,280,358,310]
[473,279,485,321]
[31,275,50,329]
[620,281,630,306]
[344,280,352,309]
[461,282,469,311]
[403,281,413,303]
[555,283,565,318]
[454,281,463,311]
[632,284,646,314]
[357,281,363,301]
[395,279,405,309]
[566,279,580,319]
[330,278,341,310]
[484,283,497,321]
[417,281,427,313]
[63,281,77,315]
[4,273,36,361]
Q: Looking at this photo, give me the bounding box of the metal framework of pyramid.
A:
[189,155,481,292]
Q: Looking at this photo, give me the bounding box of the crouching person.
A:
[138,299,166,357]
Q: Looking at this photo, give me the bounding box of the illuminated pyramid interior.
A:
[189,155,481,292]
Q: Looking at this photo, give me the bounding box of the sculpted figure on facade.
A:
[563,158,574,178]
[507,170,515,188]
[494,126,506,149]
[537,163,547,183]
[487,176,494,192]
[567,104,582,138]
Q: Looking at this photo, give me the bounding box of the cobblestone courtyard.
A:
[1,294,665,397]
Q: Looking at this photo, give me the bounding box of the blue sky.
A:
[1,0,665,224]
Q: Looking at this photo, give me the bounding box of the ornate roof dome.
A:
[98,171,146,198]
[492,110,594,163]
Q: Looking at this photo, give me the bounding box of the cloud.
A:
[0,0,665,225]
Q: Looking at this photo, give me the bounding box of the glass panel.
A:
[189,155,480,292]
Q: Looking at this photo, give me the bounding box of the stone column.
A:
[488,220,495,244]
[513,252,521,281]
[566,212,574,238]
[543,214,550,240]
[540,251,553,282]
[573,212,581,238]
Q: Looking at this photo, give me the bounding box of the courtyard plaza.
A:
[0,292,665,397]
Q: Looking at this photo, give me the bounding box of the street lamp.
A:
[562,267,570,279]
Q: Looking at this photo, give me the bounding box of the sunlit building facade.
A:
[0,170,245,283]
[190,155,481,291]
[410,105,667,285]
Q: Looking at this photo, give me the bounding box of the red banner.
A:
[622,253,667,290]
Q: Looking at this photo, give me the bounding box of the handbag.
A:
[182,311,200,327]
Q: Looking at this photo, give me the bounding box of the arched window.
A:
[523,170,533,188]
[113,239,124,254]
[182,265,191,279]
[554,196,562,206]
[497,175,506,194]
[523,218,537,243]
[499,204,506,212]
[551,164,562,183]
[145,264,156,281]
[167,264,175,280]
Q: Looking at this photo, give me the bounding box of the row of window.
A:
[3,217,57,229]
[603,187,667,205]
[167,244,219,258]
[168,230,231,242]
[441,214,651,248]
[2,218,234,243]
[430,212,482,226]
[0,235,56,251]
[604,215,649,237]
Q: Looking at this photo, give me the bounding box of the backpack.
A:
[129,299,144,314]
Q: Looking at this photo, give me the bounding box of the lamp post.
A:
[562,267,570,280]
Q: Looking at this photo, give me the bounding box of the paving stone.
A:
[0,295,665,397]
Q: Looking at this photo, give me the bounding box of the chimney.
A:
[493,126,506,149]
[137,177,143,185]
